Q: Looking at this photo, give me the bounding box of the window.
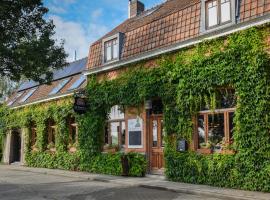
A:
[128,117,143,148]
[206,0,232,29]
[47,120,56,148]
[105,105,126,149]
[7,92,23,106]
[104,39,118,63]
[68,75,86,91]
[196,89,236,152]
[68,117,78,145]
[19,87,37,103]
[49,78,70,95]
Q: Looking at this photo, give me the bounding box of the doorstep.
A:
[1,165,269,200]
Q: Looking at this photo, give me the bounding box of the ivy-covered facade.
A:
[1,0,270,192]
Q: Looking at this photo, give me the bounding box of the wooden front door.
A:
[150,116,165,173]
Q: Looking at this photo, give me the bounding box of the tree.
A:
[0,0,67,83]
[0,76,17,102]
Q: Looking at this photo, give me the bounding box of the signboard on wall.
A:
[73,97,88,114]
[128,117,143,147]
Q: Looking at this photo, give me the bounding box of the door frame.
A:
[149,114,165,174]
[9,129,22,164]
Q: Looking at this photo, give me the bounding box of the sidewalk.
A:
[2,165,269,200]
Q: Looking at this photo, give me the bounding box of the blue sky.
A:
[43,0,164,61]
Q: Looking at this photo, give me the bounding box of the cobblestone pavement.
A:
[0,166,223,200]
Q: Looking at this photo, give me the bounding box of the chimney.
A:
[129,0,145,18]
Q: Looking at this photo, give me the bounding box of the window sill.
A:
[197,148,213,154]
[102,148,118,154]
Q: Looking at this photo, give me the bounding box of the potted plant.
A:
[68,142,78,153]
[197,142,213,154]
[220,138,235,154]
[103,144,118,153]
[47,142,56,152]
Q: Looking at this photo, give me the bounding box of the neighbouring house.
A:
[2,58,87,164]
[2,0,270,192]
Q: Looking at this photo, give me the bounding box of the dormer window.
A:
[201,0,236,32]
[105,39,118,62]
[102,32,124,64]
[206,0,231,29]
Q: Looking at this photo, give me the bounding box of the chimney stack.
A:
[129,0,145,18]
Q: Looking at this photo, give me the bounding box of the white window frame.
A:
[200,0,236,33]
[102,32,123,64]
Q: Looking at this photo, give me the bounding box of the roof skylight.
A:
[68,75,86,91]
[19,88,37,103]
[49,78,70,95]
[7,92,23,106]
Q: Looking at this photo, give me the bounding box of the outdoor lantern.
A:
[145,100,152,110]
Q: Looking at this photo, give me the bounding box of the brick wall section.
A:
[87,0,270,69]
[240,0,270,22]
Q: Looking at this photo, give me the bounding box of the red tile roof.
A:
[87,0,270,69]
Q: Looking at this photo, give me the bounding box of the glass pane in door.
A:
[152,120,158,147]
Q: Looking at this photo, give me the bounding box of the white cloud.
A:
[50,15,109,62]
[91,8,103,20]
[50,5,66,14]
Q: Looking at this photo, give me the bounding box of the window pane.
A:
[152,120,158,147]
[110,122,119,145]
[49,78,70,95]
[105,125,109,144]
[229,112,234,142]
[20,88,37,103]
[208,114,224,151]
[198,115,206,148]
[68,75,86,91]
[161,119,165,147]
[106,45,112,61]
[128,118,143,146]
[207,1,218,27]
[221,0,231,23]
[121,121,126,147]
[113,40,118,59]
[109,105,124,120]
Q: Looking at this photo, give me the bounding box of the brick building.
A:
[2,58,87,164]
[85,0,270,174]
[2,0,270,179]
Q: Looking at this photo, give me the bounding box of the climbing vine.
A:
[0,24,270,188]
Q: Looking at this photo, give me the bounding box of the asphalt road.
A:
[0,166,223,200]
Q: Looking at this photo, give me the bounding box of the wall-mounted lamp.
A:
[145,100,152,110]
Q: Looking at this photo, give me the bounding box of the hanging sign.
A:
[73,96,88,114]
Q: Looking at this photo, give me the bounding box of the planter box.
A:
[103,148,117,154]
[197,148,212,154]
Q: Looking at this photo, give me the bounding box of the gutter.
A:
[84,14,270,76]
[10,92,74,109]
